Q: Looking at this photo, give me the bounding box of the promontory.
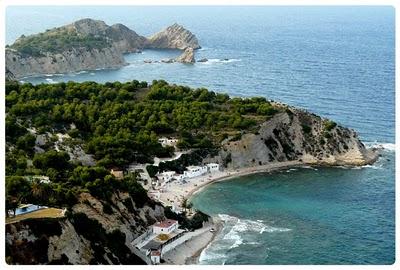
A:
[5,19,200,78]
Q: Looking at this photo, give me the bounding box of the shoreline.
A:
[156,148,381,265]
[184,218,223,265]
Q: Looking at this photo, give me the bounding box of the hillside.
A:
[5,79,378,264]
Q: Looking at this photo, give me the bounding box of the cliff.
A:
[147,23,200,50]
[6,47,126,78]
[6,19,200,78]
[212,107,378,169]
[6,191,165,264]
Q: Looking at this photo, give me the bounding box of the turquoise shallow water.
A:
[6,6,395,264]
[190,150,395,264]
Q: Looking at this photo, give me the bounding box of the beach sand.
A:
[162,219,223,265]
[157,160,303,211]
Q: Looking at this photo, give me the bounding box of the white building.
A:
[158,137,179,148]
[183,166,208,178]
[206,163,220,173]
[173,173,185,181]
[155,171,176,182]
[150,250,161,264]
[25,175,50,184]
[153,219,179,234]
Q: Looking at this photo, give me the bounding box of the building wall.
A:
[153,223,178,234]
[151,255,160,264]
[207,164,220,172]
[184,166,207,178]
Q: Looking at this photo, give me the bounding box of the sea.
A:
[6,6,395,265]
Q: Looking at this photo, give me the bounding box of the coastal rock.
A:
[217,107,378,169]
[147,23,200,50]
[5,67,16,81]
[6,47,126,79]
[197,58,208,62]
[161,58,175,63]
[175,47,195,63]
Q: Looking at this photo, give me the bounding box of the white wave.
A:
[45,78,57,84]
[76,70,88,74]
[200,58,242,64]
[219,214,291,236]
[199,249,227,262]
[45,74,54,77]
[365,141,395,152]
[90,73,95,75]
[362,164,383,170]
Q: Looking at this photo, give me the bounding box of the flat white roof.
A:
[186,165,205,170]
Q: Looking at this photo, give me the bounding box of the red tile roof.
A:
[154,219,177,228]
[151,250,161,256]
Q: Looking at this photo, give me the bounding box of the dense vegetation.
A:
[5,79,280,215]
[8,29,110,56]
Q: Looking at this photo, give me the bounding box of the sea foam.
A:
[365,141,395,152]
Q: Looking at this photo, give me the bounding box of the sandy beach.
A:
[157,160,303,212]
[162,219,223,265]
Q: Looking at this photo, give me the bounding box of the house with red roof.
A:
[152,219,178,234]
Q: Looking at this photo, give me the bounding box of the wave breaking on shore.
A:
[198,214,291,264]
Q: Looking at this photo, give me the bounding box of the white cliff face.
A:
[6,47,126,78]
[219,108,377,169]
[147,23,201,50]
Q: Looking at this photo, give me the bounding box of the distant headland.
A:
[5,18,200,79]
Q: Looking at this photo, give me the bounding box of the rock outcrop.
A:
[147,23,200,50]
[175,47,195,63]
[6,19,200,78]
[6,192,165,265]
[6,47,126,79]
[211,107,378,169]
[5,67,16,81]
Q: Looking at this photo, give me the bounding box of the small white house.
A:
[25,175,50,184]
[156,171,176,182]
[153,219,178,234]
[183,166,208,178]
[150,250,161,264]
[173,173,185,181]
[158,137,179,147]
[206,163,220,173]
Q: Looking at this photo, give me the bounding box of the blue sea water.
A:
[6,6,395,264]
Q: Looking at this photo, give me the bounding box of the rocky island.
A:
[5,19,200,78]
[5,79,379,265]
